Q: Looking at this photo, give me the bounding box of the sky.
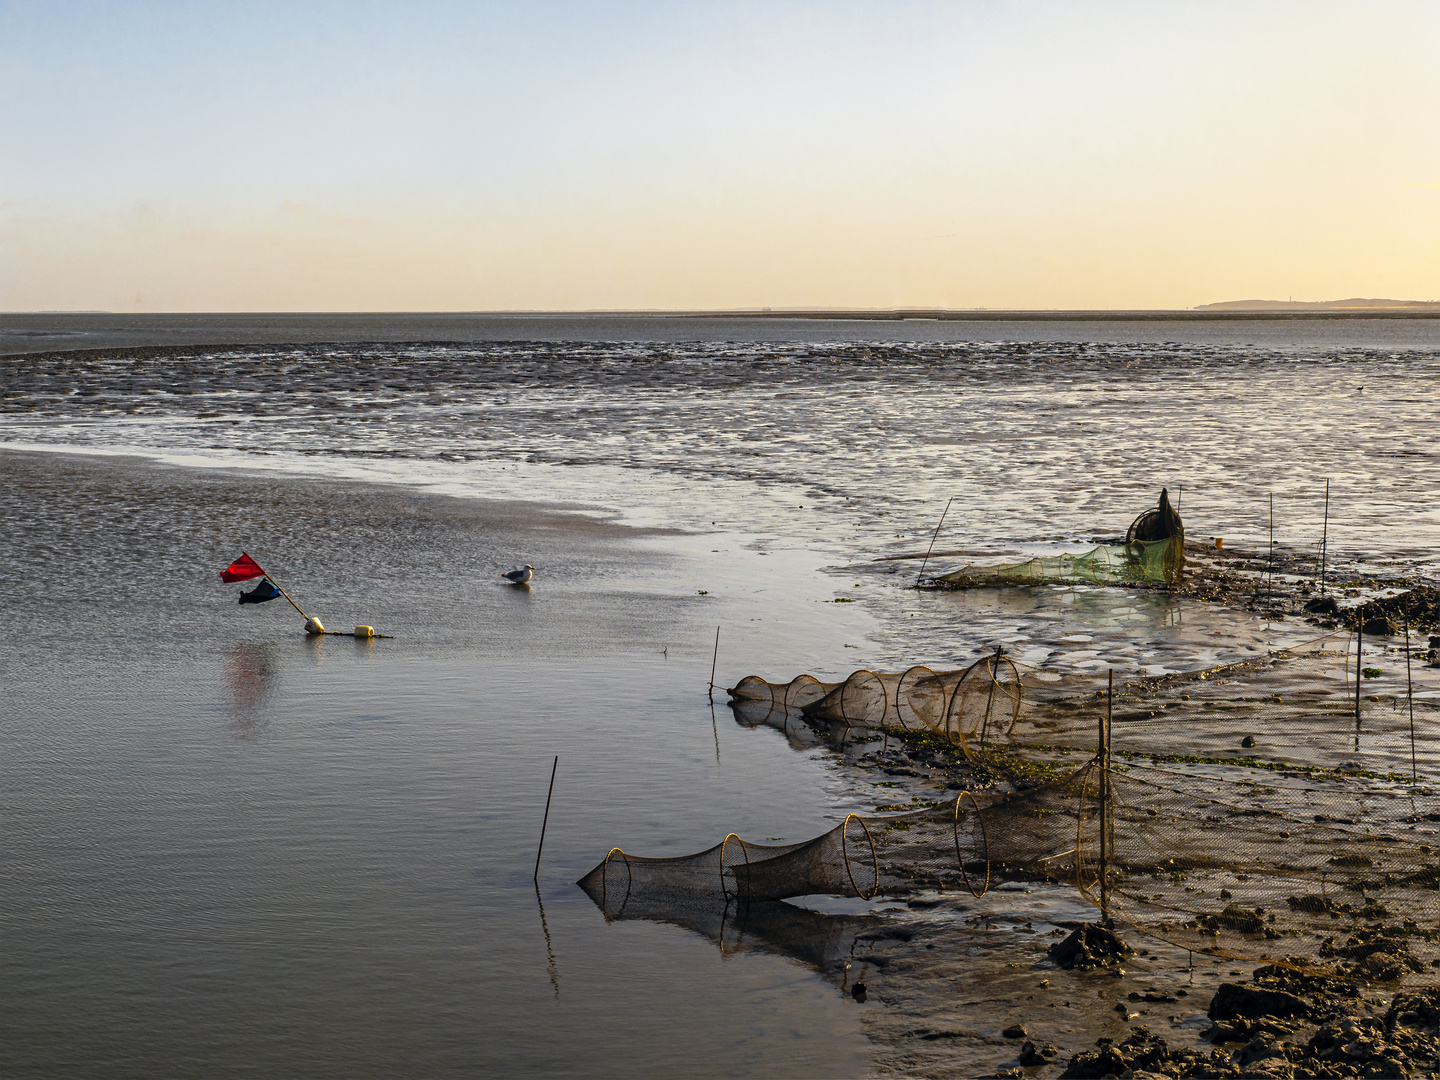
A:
[2,1,1438,312]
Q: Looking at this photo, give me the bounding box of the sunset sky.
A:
[2,1,1438,312]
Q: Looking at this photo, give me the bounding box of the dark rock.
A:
[1235,1032,1289,1066]
[1019,1039,1059,1065]
[1386,986,1440,1030]
[1241,735,1256,748]
[1049,922,1133,970]
[1002,1023,1027,1039]
[1362,615,1396,636]
[1060,1028,1169,1079]
[1208,982,1311,1022]
[1304,596,1339,615]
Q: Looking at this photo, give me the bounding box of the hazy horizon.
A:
[4,1,1438,313]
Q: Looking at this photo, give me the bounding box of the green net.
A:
[927,535,1185,589]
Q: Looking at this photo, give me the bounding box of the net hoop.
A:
[953,790,990,898]
[840,669,887,731]
[601,847,633,910]
[718,832,750,904]
[731,674,774,704]
[896,665,940,732]
[841,813,879,900]
[943,653,1024,757]
[783,674,825,712]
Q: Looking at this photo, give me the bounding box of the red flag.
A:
[220,552,266,583]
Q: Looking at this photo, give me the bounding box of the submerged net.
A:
[583,634,1438,980]
[928,535,1185,589]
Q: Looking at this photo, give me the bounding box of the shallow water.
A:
[0,453,880,1078]
[3,318,1438,1076]
[5,325,1438,579]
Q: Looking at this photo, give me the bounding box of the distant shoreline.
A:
[5,308,1439,357]
[6,307,1440,321]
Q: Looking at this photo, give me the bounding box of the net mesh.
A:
[581,633,1438,981]
[730,654,1024,756]
[928,535,1185,589]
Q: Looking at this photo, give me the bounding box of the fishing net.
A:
[729,654,1024,756]
[582,632,1438,980]
[927,535,1185,589]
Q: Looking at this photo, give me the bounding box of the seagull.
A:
[501,564,535,585]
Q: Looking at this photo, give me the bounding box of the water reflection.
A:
[534,885,561,1001]
[578,875,876,971]
[224,643,278,733]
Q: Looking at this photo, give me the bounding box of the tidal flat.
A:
[3,317,1438,1077]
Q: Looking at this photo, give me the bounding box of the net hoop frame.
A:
[952,790,991,898]
[601,847,634,910]
[896,664,940,733]
[943,653,1024,758]
[730,674,774,704]
[840,669,888,732]
[783,674,825,712]
[718,832,751,904]
[841,813,879,900]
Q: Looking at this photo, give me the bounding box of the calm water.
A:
[3,316,1438,1077]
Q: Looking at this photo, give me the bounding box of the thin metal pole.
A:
[534,755,558,882]
[1319,479,1330,596]
[1099,669,1112,921]
[708,627,721,701]
[1355,625,1363,729]
[1405,616,1416,783]
[916,496,955,587]
[264,574,309,619]
[1267,494,1275,599]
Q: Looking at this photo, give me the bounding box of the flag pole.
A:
[264,575,309,620]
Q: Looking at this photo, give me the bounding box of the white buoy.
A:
[305,616,326,635]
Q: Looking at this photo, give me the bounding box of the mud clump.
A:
[1340,586,1440,635]
[1305,1015,1440,1077]
[1060,982,1440,1079]
[1018,1039,1059,1066]
[1320,928,1428,982]
[1208,982,1312,1022]
[1059,1027,1196,1079]
[1049,922,1132,970]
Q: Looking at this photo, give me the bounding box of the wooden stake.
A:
[1266,493,1275,599]
[534,756,558,882]
[916,496,955,587]
[1319,479,1330,596]
[1099,669,1112,921]
[1405,616,1417,783]
[1355,625,1363,729]
[708,627,721,701]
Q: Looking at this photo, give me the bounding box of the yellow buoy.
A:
[354,625,375,638]
[304,616,326,635]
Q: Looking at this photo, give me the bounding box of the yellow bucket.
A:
[1213,537,1223,550]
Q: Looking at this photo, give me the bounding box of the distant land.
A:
[1195,298,1440,311]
